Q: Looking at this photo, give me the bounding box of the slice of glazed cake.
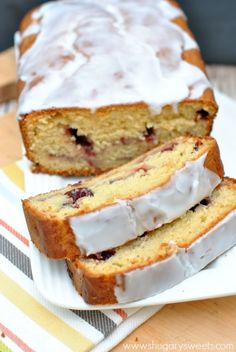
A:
[23,136,223,259]
[67,178,236,304]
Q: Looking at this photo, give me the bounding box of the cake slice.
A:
[67,178,236,305]
[16,0,217,176]
[23,136,223,259]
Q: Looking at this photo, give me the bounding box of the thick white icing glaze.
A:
[16,0,210,116]
[114,210,236,303]
[69,153,220,255]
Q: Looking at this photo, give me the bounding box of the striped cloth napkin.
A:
[0,161,162,352]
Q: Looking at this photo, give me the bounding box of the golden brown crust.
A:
[19,6,41,55]
[18,98,217,121]
[19,34,37,56]
[30,160,105,177]
[22,199,81,259]
[172,16,195,39]
[166,0,181,9]
[67,260,117,304]
[170,12,217,108]
[203,138,224,177]
[19,8,36,32]
[182,49,207,75]
[17,79,26,99]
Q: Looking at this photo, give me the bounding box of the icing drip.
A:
[69,153,220,255]
[114,210,236,303]
[16,0,210,116]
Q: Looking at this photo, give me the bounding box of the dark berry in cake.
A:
[69,128,94,155]
[88,250,115,261]
[190,197,211,212]
[195,109,209,121]
[65,187,94,203]
[200,197,211,206]
[144,126,156,142]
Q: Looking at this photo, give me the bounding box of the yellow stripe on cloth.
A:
[2,163,24,191]
[0,341,13,352]
[0,272,94,352]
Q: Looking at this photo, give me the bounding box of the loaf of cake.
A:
[22,136,223,259]
[16,0,218,176]
[66,178,236,304]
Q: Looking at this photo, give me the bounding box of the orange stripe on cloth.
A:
[0,272,94,352]
[0,219,29,246]
[0,322,33,352]
[113,309,128,320]
[2,164,24,191]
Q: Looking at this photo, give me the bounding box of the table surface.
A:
[0,50,236,351]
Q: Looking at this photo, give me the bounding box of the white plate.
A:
[26,91,236,310]
[30,241,236,310]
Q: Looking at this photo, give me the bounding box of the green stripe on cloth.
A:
[0,233,117,336]
[1,271,94,352]
[0,340,13,352]
[2,163,25,191]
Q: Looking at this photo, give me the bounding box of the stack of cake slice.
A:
[16,0,236,306]
[22,136,236,304]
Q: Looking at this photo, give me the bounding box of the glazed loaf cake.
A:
[22,136,223,259]
[16,0,218,176]
[67,178,236,305]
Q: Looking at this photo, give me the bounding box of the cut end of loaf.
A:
[20,100,217,176]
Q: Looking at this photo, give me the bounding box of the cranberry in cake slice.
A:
[22,136,224,260]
